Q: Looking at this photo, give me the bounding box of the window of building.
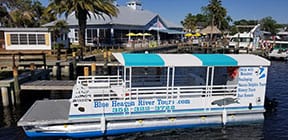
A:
[10,34,19,45]
[86,28,98,44]
[28,34,37,44]
[87,29,92,43]
[10,33,47,45]
[75,29,78,41]
[37,34,45,44]
[20,34,28,44]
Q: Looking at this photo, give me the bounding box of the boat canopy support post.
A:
[171,66,175,100]
[204,66,215,111]
[129,67,132,97]
[166,67,170,98]
[123,67,126,87]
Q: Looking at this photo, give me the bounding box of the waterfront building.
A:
[43,0,184,47]
[0,28,51,52]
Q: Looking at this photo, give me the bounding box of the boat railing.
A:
[122,84,237,100]
[73,76,237,101]
[76,75,123,87]
[81,84,238,101]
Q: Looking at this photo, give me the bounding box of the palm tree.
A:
[181,13,197,32]
[46,0,118,60]
[202,0,228,46]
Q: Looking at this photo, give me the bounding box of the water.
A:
[0,61,288,140]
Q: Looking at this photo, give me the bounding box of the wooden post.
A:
[13,66,21,104]
[42,53,47,70]
[56,61,61,80]
[10,88,15,105]
[103,51,108,75]
[103,51,107,60]
[91,63,96,76]
[84,67,89,76]
[30,63,35,78]
[72,51,77,79]
[108,50,112,62]
[1,87,9,106]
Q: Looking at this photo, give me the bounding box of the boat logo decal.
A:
[211,97,240,106]
[258,67,266,79]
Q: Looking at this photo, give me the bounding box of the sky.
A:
[39,0,288,25]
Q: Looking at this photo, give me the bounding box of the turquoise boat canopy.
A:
[113,53,271,67]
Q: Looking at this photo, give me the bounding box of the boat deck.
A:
[18,99,70,126]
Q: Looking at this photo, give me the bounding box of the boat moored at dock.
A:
[18,53,270,138]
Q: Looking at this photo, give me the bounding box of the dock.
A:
[0,69,50,106]
[21,80,75,91]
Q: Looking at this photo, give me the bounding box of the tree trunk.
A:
[210,15,215,47]
[77,10,87,60]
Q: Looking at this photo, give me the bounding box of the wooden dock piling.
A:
[56,61,61,80]
[1,87,9,106]
[30,63,35,78]
[72,51,77,79]
[13,66,20,104]
[84,67,89,76]
[91,63,96,76]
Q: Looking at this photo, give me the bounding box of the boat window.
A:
[209,67,239,96]
[127,67,239,88]
[230,37,252,42]
[225,67,239,85]
[174,67,206,86]
[213,67,227,85]
[130,67,164,87]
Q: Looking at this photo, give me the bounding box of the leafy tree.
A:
[202,0,230,30]
[0,3,10,26]
[260,16,279,35]
[31,1,48,26]
[181,13,208,32]
[0,0,47,27]
[181,13,197,32]
[233,19,258,26]
[46,0,118,60]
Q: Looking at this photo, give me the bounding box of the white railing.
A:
[124,84,237,100]
[84,84,237,101]
[76,76,123,87]
[74,76,237,101]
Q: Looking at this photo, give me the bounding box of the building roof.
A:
[43,6,182,29]
[113,53,271,67]
[200,25,222,34]
[0,27,49,32]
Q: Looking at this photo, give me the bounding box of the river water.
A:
[0,60,287,140]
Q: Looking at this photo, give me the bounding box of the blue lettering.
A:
[94,101,109,108]
[177,99,190,104]
[138,100,155,106]
[112,100,135,107]
[157,99,174,105]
